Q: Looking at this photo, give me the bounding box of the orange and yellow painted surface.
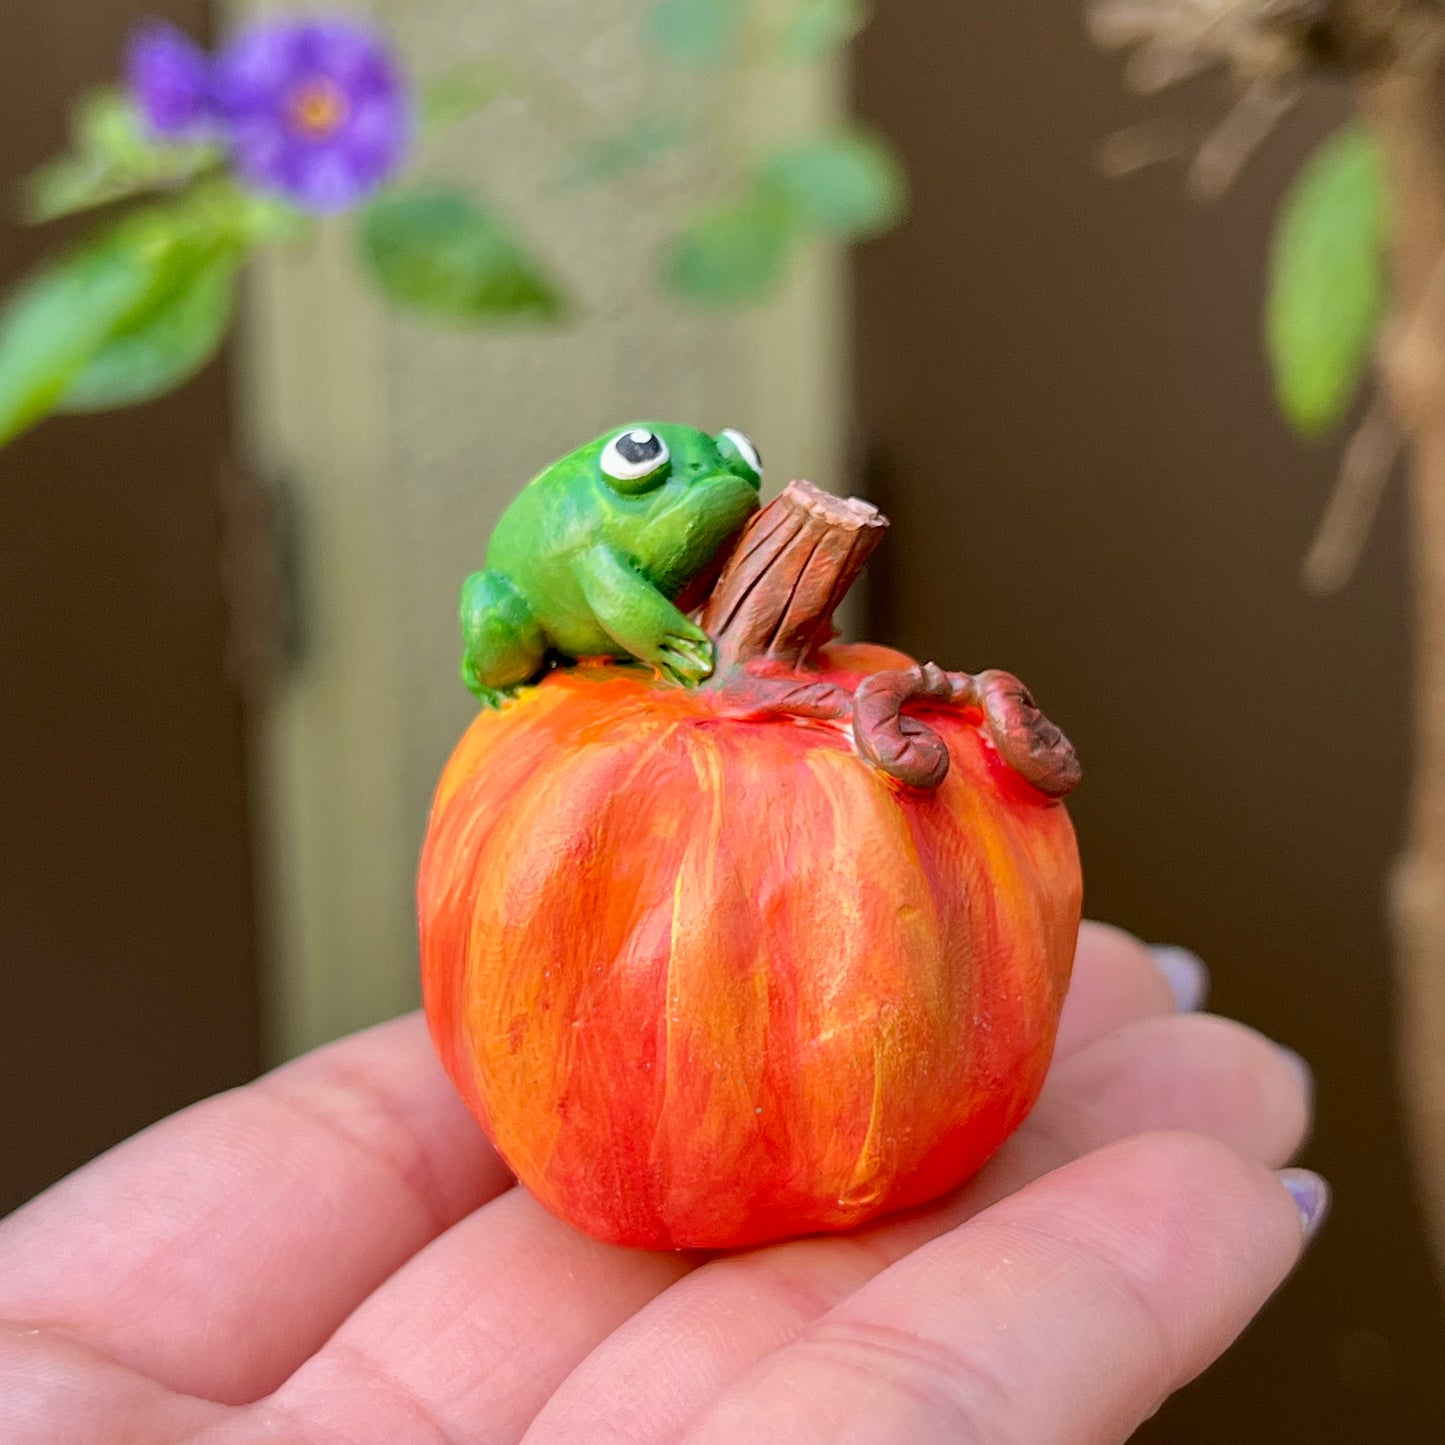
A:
[419,644,1082,1250]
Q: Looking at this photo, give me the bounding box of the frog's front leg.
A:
[459,569,547,707]
[577,544,715,687]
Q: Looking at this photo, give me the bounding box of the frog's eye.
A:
[601,428,670,492]
[718,427,763,483]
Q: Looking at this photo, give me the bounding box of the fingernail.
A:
[1151,945,1209,1012]
[1276,1168,1331,1241]
[1277,1045,1315,1105]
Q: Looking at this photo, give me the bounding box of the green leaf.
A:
[420,59,511,132]
[558,116,691,190]
[1267,123,1388,437]
[360,191,566,322]
[0,245,158,445]
[233,193,311,247]
[664,193,795,305]
[645,0,743,63]
[77,89,156,166]
[0,200,244,446]
[25,153,129,224]
[760,127,906,239]
[61,249,237,412]
[22,89,220,224]
[777,0,868,60]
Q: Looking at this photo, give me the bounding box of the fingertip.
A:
[1149,945,1209,1012]
[1047,1130,1312,1292]
[1274,1046,1315,1108]
[1041,1012,1315,1170]
[1085,1129,1316,1261]
[1057,923,1178,1057]
[1076,919,1157,967]
[1276,1168,1331,1242]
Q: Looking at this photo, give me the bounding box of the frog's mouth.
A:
[643,470,762,539]
[639,470,764,598]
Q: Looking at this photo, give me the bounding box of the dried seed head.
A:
[1090,0,1424,81]
[1088,1,1328,198]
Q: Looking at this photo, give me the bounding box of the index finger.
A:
[0,1012,510,1405]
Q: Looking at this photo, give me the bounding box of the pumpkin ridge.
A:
[459,711,696,1232]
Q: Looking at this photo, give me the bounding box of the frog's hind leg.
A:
[459,570,547,707]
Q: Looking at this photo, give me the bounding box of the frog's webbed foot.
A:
[651,629,716,688]
[577,543,720,689]
[459,569,547,707]
[460,655,518,710]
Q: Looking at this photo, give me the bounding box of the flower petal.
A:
[215,22,306,114]
[290,147,372,213]
[127,21,215,139]
[303,20,385,85]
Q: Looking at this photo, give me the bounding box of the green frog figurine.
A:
[460,423,765,707]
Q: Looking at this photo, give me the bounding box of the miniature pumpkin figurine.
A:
[419,424,1082,1251]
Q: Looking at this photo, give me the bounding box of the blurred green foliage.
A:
[22,89,221,224]
[777,0,868,61]
[647,0,744,63]
[418,58,511,132]
[665,192,795,303]
[361,190,565,322]
[665,125,905,303]
[1267,123,1388,438]
[0,184,294,443]
[0,2,902,449]
[761,128,904,240]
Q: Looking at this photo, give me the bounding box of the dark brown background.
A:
[2,0,1443,1439]
[0,0,258,1217]
[854,1,1445,1439]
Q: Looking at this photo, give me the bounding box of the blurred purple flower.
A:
[127,20,216,139]
[214,18,412,214]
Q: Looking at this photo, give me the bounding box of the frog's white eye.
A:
[601,428,670,491]
[719,427,763,482]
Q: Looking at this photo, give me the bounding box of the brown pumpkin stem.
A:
[698,481,1080,798]
[699,480,889,673]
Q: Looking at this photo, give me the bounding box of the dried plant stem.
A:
[1098,120,1198,178]
[1366,61,1445,1269]
[1189,80,1300,197]
[1301,389,1404,593]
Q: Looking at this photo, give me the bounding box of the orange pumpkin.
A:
[419,628,1082,1249]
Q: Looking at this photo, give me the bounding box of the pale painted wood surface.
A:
[231,1,848,1058]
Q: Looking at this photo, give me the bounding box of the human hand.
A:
[0,923,1320,1445]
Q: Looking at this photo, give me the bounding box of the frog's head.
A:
[580,422,764,594]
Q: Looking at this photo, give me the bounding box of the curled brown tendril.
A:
[855,664,1082,795]
[851,664,957,790]
[714,663,1082,797]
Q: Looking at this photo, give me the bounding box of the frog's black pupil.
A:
[618,432,662,466]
